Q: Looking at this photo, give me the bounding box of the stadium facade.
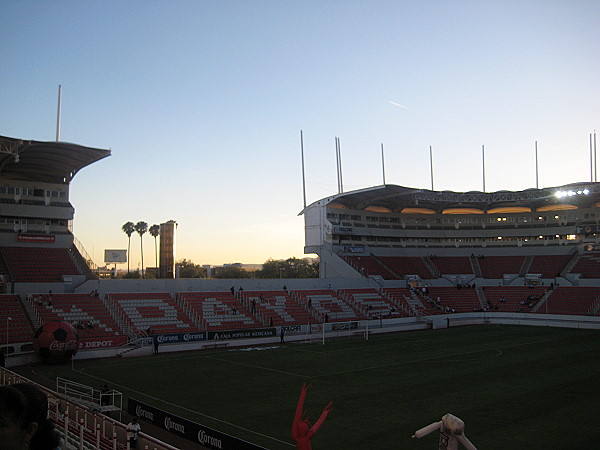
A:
[0,135,110,285]
[302,183,600,282]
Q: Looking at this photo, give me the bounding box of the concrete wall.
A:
[71,276,381,297]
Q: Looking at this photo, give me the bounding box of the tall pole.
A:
[56,85,62,142]
[535,141,539,189]
[482,145,486,192]
[595,131,597,182]
[338,137,344,193]
[590,133,594,182]
[335,137,340,194]
[381,143,386,185]
[429,145,434,191]
[300,130,307,209]
[336,137,344,194]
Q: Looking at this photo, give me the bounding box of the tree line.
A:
[121,221,318,279]
[178,257,319,279]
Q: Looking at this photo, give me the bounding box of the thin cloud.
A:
[389,101,409,110]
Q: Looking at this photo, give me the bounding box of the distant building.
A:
[222,263,262,271]
[159,220,177,278]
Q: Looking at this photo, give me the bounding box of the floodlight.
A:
[555,189,589,198]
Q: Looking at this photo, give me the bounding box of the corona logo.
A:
[164,417,185,433]
[135,405,153,421]
[198,430,222,448]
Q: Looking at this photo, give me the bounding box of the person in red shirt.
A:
[291,383,333,450]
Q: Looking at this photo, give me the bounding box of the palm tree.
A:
[149,224,160,276]
[121,221,135,273]
[134,221,148,278]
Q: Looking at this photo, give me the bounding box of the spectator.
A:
[0,383,61,450]
[126,417,141,448]
[100,384,109,405]
[153,336,159,355]
[412,413,477,450]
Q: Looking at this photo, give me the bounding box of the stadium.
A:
[1,133,600,449]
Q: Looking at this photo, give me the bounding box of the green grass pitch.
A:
[19,325,600,449]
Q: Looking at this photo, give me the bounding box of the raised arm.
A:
[308,400,333,438]
[292,383,310,438]
[412,421,442,439]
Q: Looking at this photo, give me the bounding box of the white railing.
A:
[0,367,178,450]
[73,236,98,272]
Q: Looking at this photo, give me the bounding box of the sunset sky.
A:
[2,1,599,268]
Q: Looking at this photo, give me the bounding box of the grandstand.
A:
[301,183,600,280]
[237,290,311,327]
[3,132,600,448]
[179,290,258,331]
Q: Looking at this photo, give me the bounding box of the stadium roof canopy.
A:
[304,182,600,214]
[0,135,111,184]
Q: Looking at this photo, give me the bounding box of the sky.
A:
[1,1,600,268]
